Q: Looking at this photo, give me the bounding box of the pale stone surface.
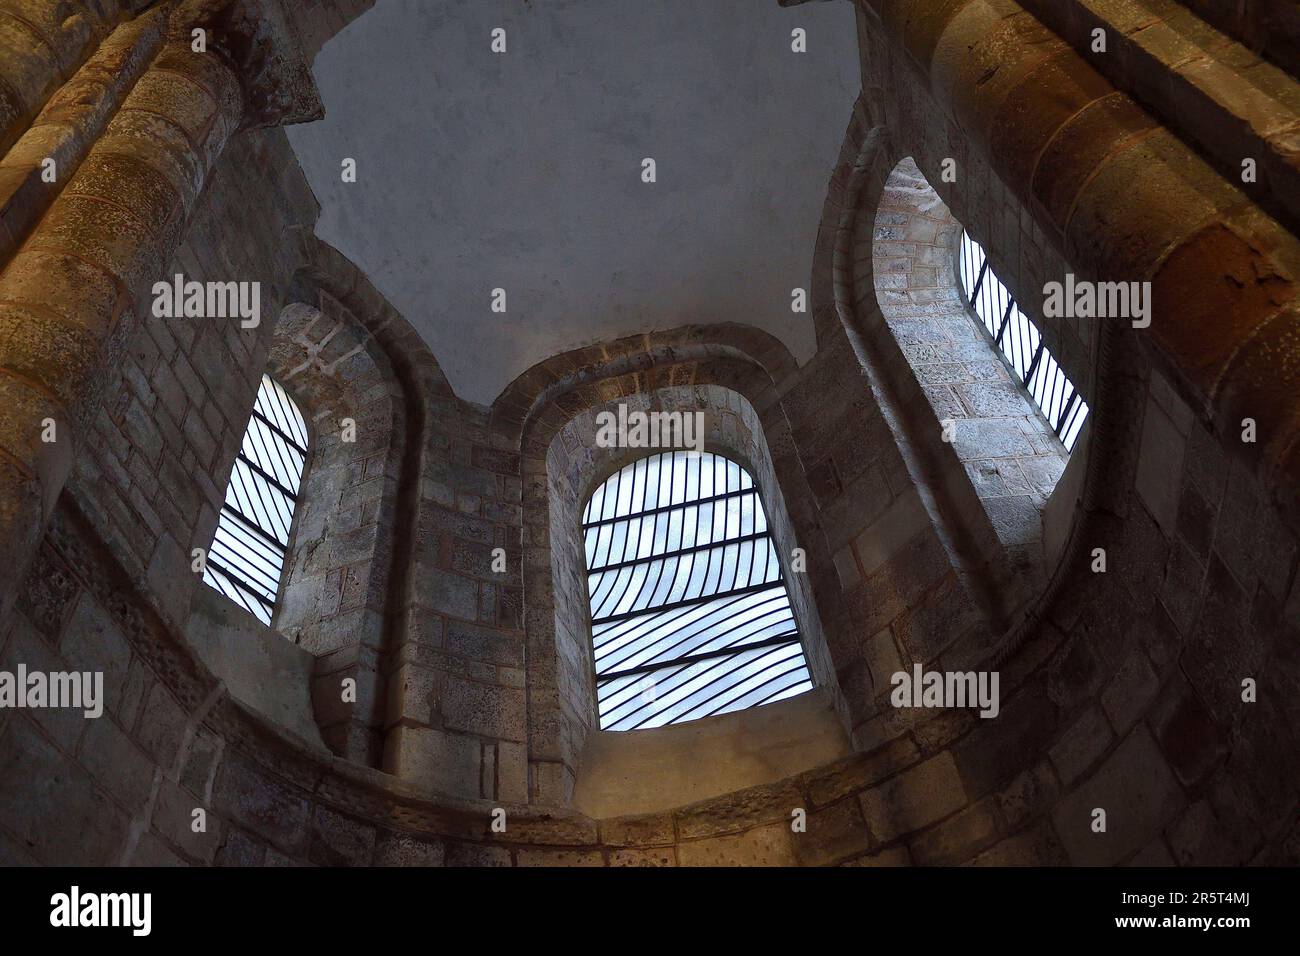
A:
[676,822,797,867]
[572,691,850,818]
[185,586,326,750]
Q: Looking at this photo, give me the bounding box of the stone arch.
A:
[266,299,402,646]
[853,0,1300,535]
[865,156,1082,603]
[491,322,801,440]
[271,229,457,768]
[814,91,1023,658]
[260,297,403,764]
[499,326,851,805]
[811,87,1115,664]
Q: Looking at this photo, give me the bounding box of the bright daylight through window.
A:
[202,374,309,625]
[582,451,813,731]
[958,232,1089,452]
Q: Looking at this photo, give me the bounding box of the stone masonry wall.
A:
[0,0,1297,867]
[381,390,530,802]
[60,125,317,633]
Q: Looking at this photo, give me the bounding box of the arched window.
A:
[958,231,1089,451]
[202,374,309,625]
[581,451,813,731]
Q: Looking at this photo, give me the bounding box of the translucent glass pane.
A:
[202,374,308,625]
[583,451,811,731]
[957,230,1089,451]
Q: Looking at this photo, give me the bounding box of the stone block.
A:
[308,804,376,866]
[1048,705,1113,786]
[1099,648,1158,736]
[388,726,481,799]
[211,752,310,857]
[1050,727,1184,866]
[441,677,526,742]
[1148,671,1226,787]
[909,797,1000,864]
[444,842,511,866]
[1167,800,1246,866]
[515,847,604,866]
[609,846,675,866]
[0,715,128,864]
[676,822,796,866]
[858,752,968,843]
[214,827,266,866]
[0,618,86,751]
[792,797,874,866]
[78,714,156,814]
[152,778,222,863]
[130,831,186,867]
[146,531,193,625]
[949,417,1036,461]
[970,821,1068,866]
[1135,394,1187,540]
[136,680,188,769]
[953,681,1059,795]
[373,832,445,866]
[600,813,674,847]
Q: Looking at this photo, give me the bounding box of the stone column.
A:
[0,10,169,264]
[859,0,1300,528]
[0,0,320,620]
[0,0,138,157]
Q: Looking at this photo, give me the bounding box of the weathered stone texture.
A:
[0,0,1294,869]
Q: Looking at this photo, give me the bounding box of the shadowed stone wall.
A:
[264,297,404,764]
[0,0,1296,867]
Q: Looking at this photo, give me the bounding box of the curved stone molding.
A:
[0,25,249,621]
[491,323,801,442]
[262,299,404,764]
[168,0,322,128]
[0,8,166,265]
[278,231,455,770]
[521,379,845,806]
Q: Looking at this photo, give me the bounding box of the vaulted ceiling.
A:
[286,0,860,405]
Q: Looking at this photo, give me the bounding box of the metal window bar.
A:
[1022,339,1046,390]
[970,253,988,302]
[201,374,308,626]
[957,230,1089,454]
[585,489,764,565]
[598,630,799,683]
[593,586,797,674]
[1056,389,1080,439]
[583,451,812,731]
[1060,395,1089,450]
[599,641,810,730]
[995,294,1014,346]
